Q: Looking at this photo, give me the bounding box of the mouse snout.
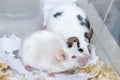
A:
[78,54,90,65]
[83,54,90,59]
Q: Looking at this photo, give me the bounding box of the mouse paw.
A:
[48,73,56,77]
[25,65,33,72]
[63,72,70,76]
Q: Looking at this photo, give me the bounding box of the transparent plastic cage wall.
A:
[77,0,120,75]
[0,0,119,75]
[0,0,43,38]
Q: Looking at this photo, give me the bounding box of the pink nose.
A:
[78,55,90,65]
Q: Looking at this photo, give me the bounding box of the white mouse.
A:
[21,30,89,73]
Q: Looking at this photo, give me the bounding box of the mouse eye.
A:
[72,55,76,59]
[78,48,84,52]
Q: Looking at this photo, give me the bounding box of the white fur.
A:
[46,4,90,55]
[21,30,88,73]
[44,0,77,25]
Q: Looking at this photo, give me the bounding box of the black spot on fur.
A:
[80,18,90,30]
[67,43,72,48]
[88,48,91,54]
[84,33,90,43]
[77,15,83,21]
[67,42,80,48]
[84,32,88,39]
[88,45,91,54]
[53,12,63,18]
[84,18,90,29]
[77,42,80,48]
[81,22,86,26]
[77,15,90,30]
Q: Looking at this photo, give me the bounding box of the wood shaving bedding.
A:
[0,59,120,80]
[0,59,13,80]
[73,60,120,80]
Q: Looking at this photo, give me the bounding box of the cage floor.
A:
[77,0,120,75]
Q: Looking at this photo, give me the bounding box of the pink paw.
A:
[25,65,33,72]
[63,72,70,76]
[48,73,56,77]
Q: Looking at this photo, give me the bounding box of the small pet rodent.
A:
[47,4,93,55]
[21,30,89,73]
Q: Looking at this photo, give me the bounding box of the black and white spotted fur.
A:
[46,4,93,55]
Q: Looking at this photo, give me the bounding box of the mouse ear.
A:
[55,50,68,61]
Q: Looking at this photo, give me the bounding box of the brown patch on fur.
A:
[67,37,80,48]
